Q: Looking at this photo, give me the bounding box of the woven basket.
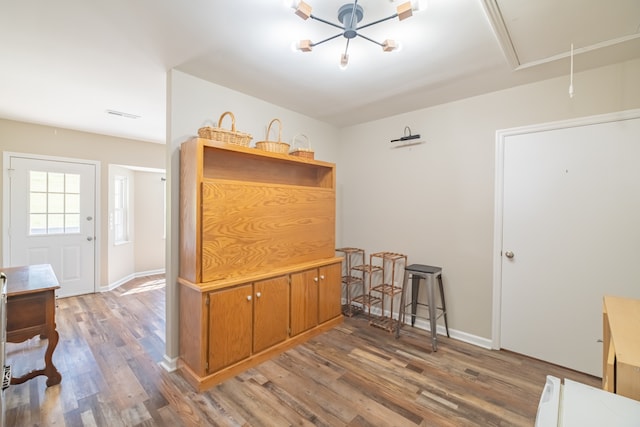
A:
[255,118,290,154]
[198,111,253,146]
[289,134,314,159]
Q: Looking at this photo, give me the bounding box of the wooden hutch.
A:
[178,138,342,391]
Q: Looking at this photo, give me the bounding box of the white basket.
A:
[289,133,314,159]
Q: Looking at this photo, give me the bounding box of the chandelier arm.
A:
[311,32,344,48]
[357,14,399,31]
[310,15,345,30]
[355,33,384,47]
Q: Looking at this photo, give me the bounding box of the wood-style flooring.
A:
[5,275,600,426]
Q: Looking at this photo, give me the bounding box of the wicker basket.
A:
[198,111,253,146]
[289,133,314,159]
[255,118,290,154]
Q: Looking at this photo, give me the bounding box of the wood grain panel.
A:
[179,285,207,376]
[318,263,342,323]
[290,269,319,336]
[179,139,203,283]
[253,276,289,353]
[208,284,253,372]
[201,181,335,282]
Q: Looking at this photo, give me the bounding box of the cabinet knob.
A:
[320,275,325,280]
[247,295,252,301]
[314,277,318,282]
[256,292,261,298]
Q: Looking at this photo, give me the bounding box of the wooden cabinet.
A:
[318,263,342,323]
[207,277,289,372]
[208,284,253,372]
[253,276,289,353]
[290,269,319,336]
[178,138,342,391]
[291,263,342,336]
[602,295,640,401]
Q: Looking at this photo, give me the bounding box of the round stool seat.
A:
[405,264,441,275]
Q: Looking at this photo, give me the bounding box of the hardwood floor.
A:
[5,275,600,426]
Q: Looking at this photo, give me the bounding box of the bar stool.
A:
[396,264,449,351]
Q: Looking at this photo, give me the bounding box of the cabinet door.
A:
[290,269,319,336]
[254,276,289,353]
[208,284,253,372]
[318,262,342,323]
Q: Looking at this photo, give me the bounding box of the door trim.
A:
[491,108,640,350]
[2,151,101,293]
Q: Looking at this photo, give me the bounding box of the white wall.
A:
[165,69,341,366]
[337,58,640,341]
[133,171,166,274]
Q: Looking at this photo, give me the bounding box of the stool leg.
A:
[396,269,410,338]
[411,274,420,327]
[437,273,449,338]
[427,274,438,351]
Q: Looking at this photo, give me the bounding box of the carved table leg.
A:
[44,328,62,387]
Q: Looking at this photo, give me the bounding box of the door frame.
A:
[2,152,101,292]
[491,108,640,350]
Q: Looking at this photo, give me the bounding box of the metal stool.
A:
[396,264,449,351]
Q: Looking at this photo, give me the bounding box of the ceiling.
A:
[1,0,639,144]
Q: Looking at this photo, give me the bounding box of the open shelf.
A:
[202,139,334,189]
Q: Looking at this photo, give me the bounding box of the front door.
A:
[6,154,97,298]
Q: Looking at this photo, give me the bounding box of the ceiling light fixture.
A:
[291,0,419,69]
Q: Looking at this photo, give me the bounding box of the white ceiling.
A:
[1,0,638,144]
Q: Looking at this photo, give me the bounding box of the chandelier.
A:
[291,1,420,69]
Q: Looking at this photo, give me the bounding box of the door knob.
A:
[505,251,514,259]
[87,236,94,241]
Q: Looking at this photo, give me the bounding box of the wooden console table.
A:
[602,295,640,400]
[3,264,62,387]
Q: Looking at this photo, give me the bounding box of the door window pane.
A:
[65,194,80,213]
[30,214,47,235]
[66,174,80,193]
[30,171,47,192]
[48,214,64,234]
[28,171,81,235]
[30,193,47,213]
[48,173,65,193]
[48,193,64,213]
[65,214,80,233]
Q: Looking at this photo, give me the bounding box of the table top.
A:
[604,295,640,367]
[1,264,60,296]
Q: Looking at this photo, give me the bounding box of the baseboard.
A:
[160,354,178,372]
[102,269,166,292]
[345,300,492,350]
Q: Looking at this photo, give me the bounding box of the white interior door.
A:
[499,116,640,376]
[7,155,97,298]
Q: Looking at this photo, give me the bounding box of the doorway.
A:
[3,153,98,298]
[492,110,640,376]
